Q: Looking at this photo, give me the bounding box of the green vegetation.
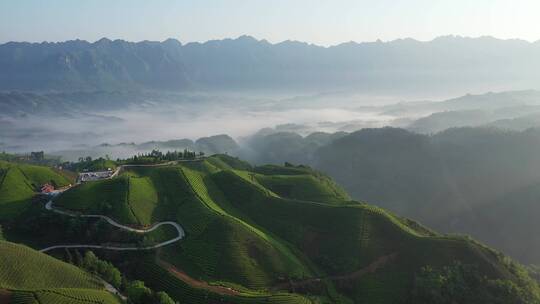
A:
[132,259,313,304]
[0,241,122,304]
[116,156,540,303]
[128,176,158,225]
[0,241,101,290]
[206,154,252,171]
[0,161,70,220]
[70,251,176,304]
[2,155,540,304]
[121,149,200,165]
[209,169,540,302]
[254,164,317,176]
[255,173,350,204]
[80,251,122,288]
[312,127,540,266]
[17,163,70,188]
[3,204,169,250]
[55,176,137,225]
[31,288,121,304]
[412,262,540,304]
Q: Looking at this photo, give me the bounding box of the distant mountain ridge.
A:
[2,35,540,92]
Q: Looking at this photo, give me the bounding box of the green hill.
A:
[253,168,350,204]
[312,127,540,267]
[456,182,540,265]
[0,240,121,304]
[48,155,540,304]
[0,161,71,220]
[4,156,540,303]
[54,176,136,225]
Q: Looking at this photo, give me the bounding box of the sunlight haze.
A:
[1,0,540,45]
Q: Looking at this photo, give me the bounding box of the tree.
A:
[100,261,122,288]
[410,262,540,304]
[126,280,153,304]
[155,291,176,304]
[82,251,99,272]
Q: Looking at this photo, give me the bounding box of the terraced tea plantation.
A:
[0,241,122,304]
[2,155,540,304]
[0,161,71,220]
[46,155,538,304]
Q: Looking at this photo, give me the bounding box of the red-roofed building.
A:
[40,183,55,194]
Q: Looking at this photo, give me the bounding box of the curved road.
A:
[40,198,185,253]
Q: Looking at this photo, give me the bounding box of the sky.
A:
[1,0,540,45]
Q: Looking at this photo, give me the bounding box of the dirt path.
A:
[272,253,398,291]
[158,260,240,296]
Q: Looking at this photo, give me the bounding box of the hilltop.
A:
[8,154,535,304]
[0,161,72,220]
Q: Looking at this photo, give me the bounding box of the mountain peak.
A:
[163,38,182,46]
[94,37,113,45]
[235,35,258,42]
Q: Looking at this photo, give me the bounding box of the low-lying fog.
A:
[3,89,540,161]
[0,92,414,158]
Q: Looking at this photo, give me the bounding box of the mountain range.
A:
[2,36,540,92]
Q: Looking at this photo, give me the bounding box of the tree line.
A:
[65,250,177,304]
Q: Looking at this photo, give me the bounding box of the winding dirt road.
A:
[40,197,185,253]
[41,161,190,253]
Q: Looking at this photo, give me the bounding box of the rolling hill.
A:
[0,161,71,220]
[312,127,540,268]
[39,155,540,303]
[0,240,121,304]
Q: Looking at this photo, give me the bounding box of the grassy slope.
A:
[132,259,313,304]
[127,175,158,225]
[128,158,524,303]
[17,164,71,189]
[36,156,540,303]
[136,164,310,283]
[54,176,137,225]
[210,168,537,303]
[252,164,350,204]
[255,174,350,204]
[0,161,71,220]
[179,165,311,278]
[123,165,314,303]
[205,154,253,171]
[0,241,120,304]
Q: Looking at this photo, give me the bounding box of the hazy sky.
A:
[1,0,539,45]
